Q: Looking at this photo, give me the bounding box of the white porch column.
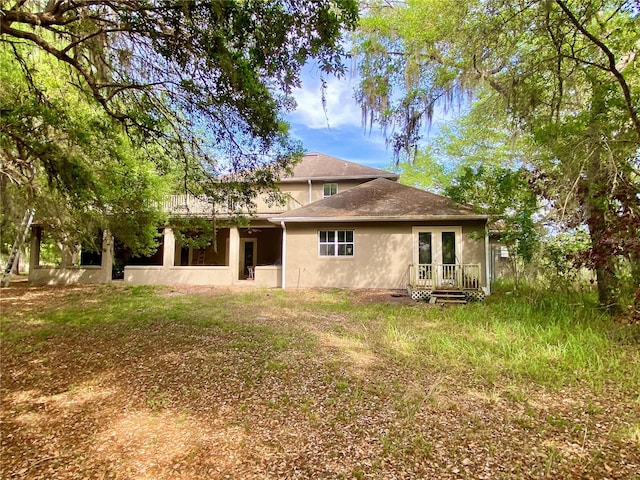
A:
[101,230,114,283]
[162,227,176,268]
[229,226,240,283]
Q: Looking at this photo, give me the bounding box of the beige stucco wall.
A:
[30,266,111,285]
[280,183,309,209]
[125,266,234,285]
[309,180,370,203]
[462,221,488,286]
[252,192,299,214]
[283,221,487,289]
[166,181,374,215]
[254,266,282,287]
[278,180,375,209]
[124,265,282,287]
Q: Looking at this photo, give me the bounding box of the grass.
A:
[308,287,639,392]
[1,283,639,479]
[4,283,638,394]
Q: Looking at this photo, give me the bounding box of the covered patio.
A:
[124,224,283,287]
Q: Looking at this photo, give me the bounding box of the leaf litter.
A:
[1,282,638,479]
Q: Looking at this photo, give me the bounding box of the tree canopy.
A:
[1,43,170,255]
[1,0,358,253]
[355,0,640,311]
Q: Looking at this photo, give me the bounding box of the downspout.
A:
[484,224,491,295]
[308,179,312,204]
[280,220,287,289]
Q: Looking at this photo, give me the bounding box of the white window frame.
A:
[323,183,338,198]
[318,230,354,257]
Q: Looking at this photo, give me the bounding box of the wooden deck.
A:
[408,264,485,303]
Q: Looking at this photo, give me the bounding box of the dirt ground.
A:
[1,281,638,479]
[0,279,415,308]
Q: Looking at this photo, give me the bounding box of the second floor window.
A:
[323,183,338,198]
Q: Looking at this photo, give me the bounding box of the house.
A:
[28,153,490,299]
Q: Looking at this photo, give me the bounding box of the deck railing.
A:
[409,264,481,290]
[163,194,296,216]
[163,195,214,215]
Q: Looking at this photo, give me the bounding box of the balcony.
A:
[163,194,297,216]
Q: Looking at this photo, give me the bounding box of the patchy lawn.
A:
[1,283,639,479]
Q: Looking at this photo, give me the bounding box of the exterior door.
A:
[413,227,462,285]
[239,238,257,279]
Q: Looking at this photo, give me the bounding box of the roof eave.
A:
[168,212,279,219]
[279,174,399,183]
[268,215,489,223]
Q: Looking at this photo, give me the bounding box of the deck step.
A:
[432,291,466,297]
[431,290,467,305]
[432,299,467,305]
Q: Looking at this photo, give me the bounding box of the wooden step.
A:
[435,298,467,304]
[431,290,467,305]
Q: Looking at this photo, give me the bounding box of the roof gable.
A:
[282,153,399,182]
[272,178,487,222]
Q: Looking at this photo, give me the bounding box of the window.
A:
[323,183,338,198]
[319,230,354,257]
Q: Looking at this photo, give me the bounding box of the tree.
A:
[538,228,592,289]
[1,0,358,254]
[355,0,640,312]
[1,43,169,256]
[447,165,539,288]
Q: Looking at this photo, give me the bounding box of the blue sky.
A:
[286,67,393,170]
[286,66,449,172]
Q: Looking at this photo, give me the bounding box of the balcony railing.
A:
[163,194,297,216]
[163,195,214,215]
[409,264,481,290]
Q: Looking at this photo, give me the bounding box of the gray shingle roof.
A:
[281,153,399,182]
[271,178,488,222]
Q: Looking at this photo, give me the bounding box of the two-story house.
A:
[28,153,490,300]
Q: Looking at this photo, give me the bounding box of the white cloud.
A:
[289,71,362,130]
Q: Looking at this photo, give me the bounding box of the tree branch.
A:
[555,0,640,140]
[1,24,128,122]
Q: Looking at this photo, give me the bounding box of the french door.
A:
[413,227,462,285]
